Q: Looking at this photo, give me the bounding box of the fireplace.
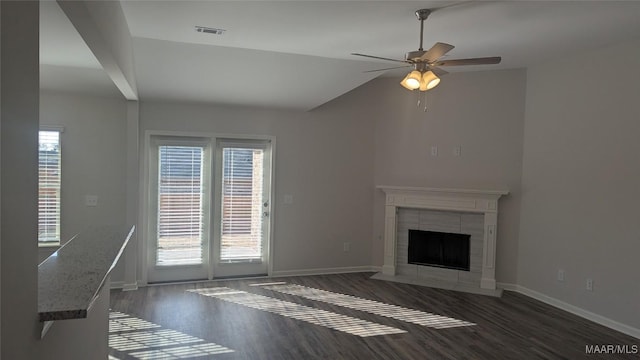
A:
[408,230,470,271]
[375,186,508,296]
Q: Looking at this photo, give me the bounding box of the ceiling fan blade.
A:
[434,56,502,66]
[351,53,409,64]
[429,66,449,77]
[364,65,412,73]
[420,42,455,62]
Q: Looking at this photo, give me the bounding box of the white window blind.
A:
[157,145,205,266]
[220,147,264,262]
[39,131,61,244]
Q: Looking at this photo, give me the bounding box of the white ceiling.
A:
[40,1,640,110]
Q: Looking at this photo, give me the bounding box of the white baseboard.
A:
[496,282,519,292]
[271,266,380,278]
[110,281,139,291]
[497,282,640,339]
[122,282,139,291]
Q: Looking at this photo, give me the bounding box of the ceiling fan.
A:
[352,8,501,92]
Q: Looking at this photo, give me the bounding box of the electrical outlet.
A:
[85,195,98,207]
[453,146,462,157]
[586,278,593,291]
[430,146,438,157]
[557,269,565,282]
[343,242,350,252]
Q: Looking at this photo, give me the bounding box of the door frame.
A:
[140,130,276,285]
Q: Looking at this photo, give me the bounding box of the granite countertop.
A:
[38,225,135,322]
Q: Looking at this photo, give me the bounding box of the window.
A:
[220,147,264,261]
[39,129,62,244]
[156,144,205,266]
[222,148,258,235]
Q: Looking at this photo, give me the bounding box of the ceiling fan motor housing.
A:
[405,50,428,62]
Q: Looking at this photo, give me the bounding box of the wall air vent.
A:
[195,26,226,35]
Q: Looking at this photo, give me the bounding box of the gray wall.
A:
[369,70,527,284]
[1,2,40,358]
[518,39,640,329]
[139,91,376,277]
[39,92,128,281]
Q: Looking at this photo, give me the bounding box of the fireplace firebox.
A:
[408,229,471,271]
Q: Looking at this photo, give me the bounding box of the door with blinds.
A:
[147,136,271,283]
[212,140,271,277]
[147,137,211,283]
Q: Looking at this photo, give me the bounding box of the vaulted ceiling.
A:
[40,1,640,110]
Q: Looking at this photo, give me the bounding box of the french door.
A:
[211,140,271,277]
[147,135,272,283]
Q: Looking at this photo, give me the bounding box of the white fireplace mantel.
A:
[378,186,508,291]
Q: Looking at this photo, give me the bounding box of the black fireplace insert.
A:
[408,229,470,271]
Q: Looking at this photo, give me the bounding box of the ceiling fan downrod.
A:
[415,9,431,51]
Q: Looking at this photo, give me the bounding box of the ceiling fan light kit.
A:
[421,70,440,90]
[400,70,422,90]
[352,8,501,109]
[400,70,440,91]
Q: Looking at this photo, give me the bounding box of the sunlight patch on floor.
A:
[188,287,406,337]
[260,284,476,329]
[109,311,162,333]
[109,311,234,359]
[248,281,287,286]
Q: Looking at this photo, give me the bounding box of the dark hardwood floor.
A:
[109,272,638,360]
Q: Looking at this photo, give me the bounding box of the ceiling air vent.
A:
[195,26,226,35]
